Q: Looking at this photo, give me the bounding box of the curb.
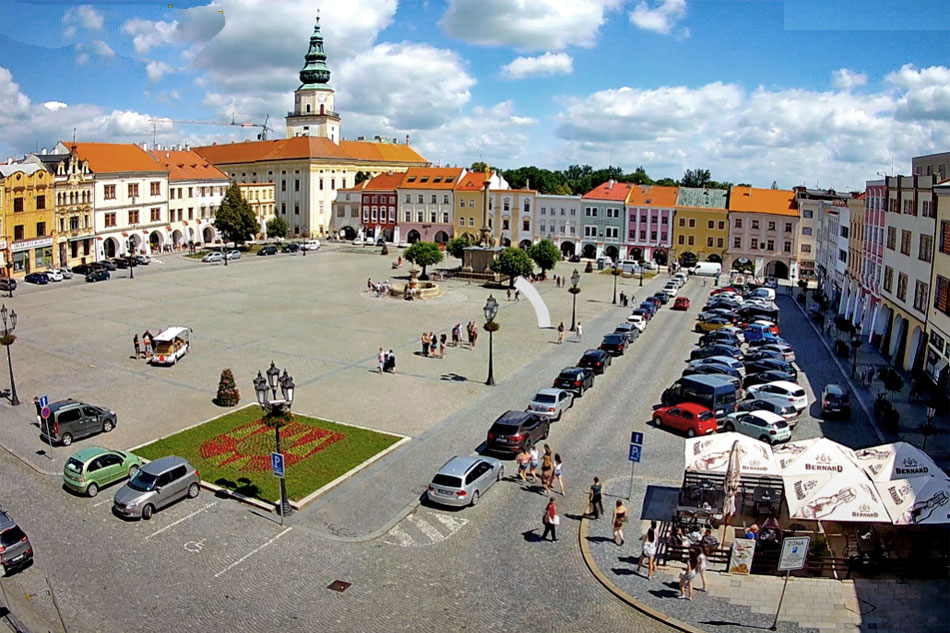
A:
[578,515,707,633]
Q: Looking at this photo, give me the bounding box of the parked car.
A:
[46,269,63,282]
[627,312,649,330]
[698,308,737,322]
[133,255,151,266]
[485,410,549,454]
[63,447,144,497]
[0,508,33,576]
[744,358,797,379]
[746,335,788,348]
[40,399,117,446]
[614,322,641,343]
[70,263,98,276]
[257,245,278,256]
[113,456,200,520]
[113,257,130,269]
[743,348,786,362]
[553,366,595,396]
[527,388,574,421]
[281,242,301,253]
[97,259,117,271]
[743,369,798,388]
[696,317,733,332]
[737,397,799,424]
[821,384,851,419]
[24,272,49,284]
[699,331,743,348]
[746,380,808,412]
[302,240,321,251]
[0,278,17,292]
[639,301,658,317]
[201,252,223,263]
[652,402,718,438]
[756,343,795,362]
[690,344,743,360]
[426,456,503,507]
[578,349,612,374]
[722,410,791,444]
[683,363,743,381]
[599,333,627,356]
[688,355,747,378]
[226,250,241,260]
[662,282,679,297]
[652,292,670,306]
[672,296,690,311]
[85,269,110,282]
[56,267,73,279]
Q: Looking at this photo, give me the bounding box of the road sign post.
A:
[40,398,53,460]
[271,452,286,525]
[771,536,810,631]
[627,432,644,500]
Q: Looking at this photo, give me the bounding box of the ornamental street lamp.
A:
[850,325,863,379]
[638,257,644,287]
[1,305,19,406]
[253,362,295,520]
[569,268,580,332]
[126,237,135,279]
[483,294,499,386]
[611,263,619,304]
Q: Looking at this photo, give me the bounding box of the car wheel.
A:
[142,504,154,520]
[470,490,480,507]
[555,409,562,422]
[86,482,99,498]
[187,482,200,499]
[759,435,771,445]
[652,415,662,428]
[724,422,735,432]
[128,464,140,478]
[103,420,114,432]
[61,433,73,446]
[542,424,550,440]
[687,428,696,438]
[577,386,584,397]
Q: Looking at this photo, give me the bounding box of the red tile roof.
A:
[625,184,679,207]
[728,186,797,216]
[193,137,428,165]
[582,180,633,201]
[148,149,229,182]
[399,167,465,189]
[361,172,407,191]
[456,171,489,190]
[70,142,166,174]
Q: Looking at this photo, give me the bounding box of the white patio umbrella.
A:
[684,432,779,475]
[854,442,943,482]
[783,473,892,523]
[774,437,864,479]
[875,474,950,525]
[721,439,743,542]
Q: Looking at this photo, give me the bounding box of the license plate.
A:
[11,554,24,563]
[436,488,452,496]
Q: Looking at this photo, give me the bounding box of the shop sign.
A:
[12,237,53,252]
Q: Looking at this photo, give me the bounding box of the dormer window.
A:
[420,177,429,183]
[407,177,416,182]
[445,177,454,183]
[433,177,442,183]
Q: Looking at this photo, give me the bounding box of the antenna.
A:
[72,127,77,144]
[152,122,158,147]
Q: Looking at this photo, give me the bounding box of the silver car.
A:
[0,508,33,576]
[757,343,795,362]
[113,456,200,520]
[427,456,503,507]
[527,388,574,421]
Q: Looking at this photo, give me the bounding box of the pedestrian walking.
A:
[439,334,446,358]
[133,334,141,359]
[507,288,512,301]
[575,322,583,342]
[515,289,520,302]
[527,445,540,482]
[587,477,604,519]
[612,500,628,545]
[554,453,565,495]
[540,444,554,494]
[556,321,565,344]
[143,332,153,359]
[33,396,42,427]
[385,349,396,373]
[697,545,708,592]
[638,525,657,578]
[452,323,460,347]
[541,498,559,541]
[470,325,478,349]
[678,548,699,599]
[619,291,625,306]
[516,447,530,482]
[428,331,436,357]
[377,347,386,374]
[422,332,430,357]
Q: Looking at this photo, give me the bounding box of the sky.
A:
[0,0,948,191]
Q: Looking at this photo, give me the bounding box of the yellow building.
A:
[926,181,950,396]
[454,171,487,242]
[1,163,56,277]
[238,182,276,238]
[488,188,536,248]
[672,187,729,266]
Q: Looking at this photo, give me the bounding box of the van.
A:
[750,287,776,302]
[661,374,738,418]
[150,327,191,366]
[692,262,722,276]
[41,399,118,446]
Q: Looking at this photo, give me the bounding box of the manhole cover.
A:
[327,580,351,592]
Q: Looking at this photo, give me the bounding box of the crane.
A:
[149,113,274,142]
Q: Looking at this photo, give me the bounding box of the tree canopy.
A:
[404,241,443,278]
[445,235,471,260]
[266,216,288,239]
[527,239,561,274]
[214,183,258,246]
[490,247,534,287]
[495,164,744,195]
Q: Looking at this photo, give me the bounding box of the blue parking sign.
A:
[39,394,49,408]
[630,431,644,446]
[271,452,285,478]
[628,444,642,463]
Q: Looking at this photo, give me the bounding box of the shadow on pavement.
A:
[522,529,543,542]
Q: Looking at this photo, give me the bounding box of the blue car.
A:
[24,272,49,284]
[639,301,657,317]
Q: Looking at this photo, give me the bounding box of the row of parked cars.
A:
[426,271,694,509]
[7,256,148,287]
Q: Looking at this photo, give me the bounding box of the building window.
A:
[706,236,714,247]
[903,199,914,215]
[129,210,140,224]
[605,227,619,239]
[36,195,46,210]
[188,208,193,220]
[459,200,465,208]
[802,209,813,219]
[768,221,776,231]
[469,218,474,227]
[941,221,950,255]
[150,208,161,222]
[886,227,897,250]
[733,237,741,249]
[900,230,912,256]
[295,204,300,216]
[678,235,685,245]
[883,266,894,292]
[105,212,117,228]
[418,195,424,204]
[687,235,695,246]
[751,238,758,250]
[914,280,929,312]
[688,218,696,228]
[717,238,724,248]
[707,220,714,229]
[128,183,139,198]
[922,200,933,218]
[405,194,411,203]
[897,272,908,301]
[839,249,847,263]
[678,218,686,227]
[935,275,950,316]
[584,226,597,238]
[752,220,760,230]
[801,244,812,253]
[802,227,813,236]
[785,222,792,233]
[784,241,792,253]
[150,182,160,196]
[734,218,742,228]
[469,200,475,208]
[766,239,774,251]
[404,211,411,222]
[919,234,933,262]
[523,218,530,231]
[35,221,45,236]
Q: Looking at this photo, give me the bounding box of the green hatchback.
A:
[63,447,144,497]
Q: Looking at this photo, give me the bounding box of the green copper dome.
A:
[299,16,330,89]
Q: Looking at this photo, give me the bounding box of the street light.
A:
[922,405,938,451]
[483,294,498,386]
[0,305,19,406]
[569,268,580,332]
[611,263,619,304]
[850,328,862,379]
[126,237,135,279]
[252,362,295,520]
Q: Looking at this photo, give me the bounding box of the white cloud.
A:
[43,101,68,112]
[442,0,624,50]
[122,18,181,55]
[886,64,950,122]
[146,60,176,82]
[63,5,104,38]
[629,0,686,35]
[831,68,867,90]
[501,53,573,79]
[74,40,115,66]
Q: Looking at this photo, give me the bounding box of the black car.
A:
[553,367,595,396]
[652,292,670,306]
[0,278,17,292]
[257,245,278,256]
[743,369,797,388]
[85,269,110,282]
[112,257,130,269]
[97,259,117,271]
[24,272,49,284]
[699,332,742,348]
[281,243,300,253]
[614,323,640,343]
[485,410,549,454]
[600,333,627,356]
[578,349,611,374]
[683,364,742,380]
[744,358,797,378]
[71,263,100,275]
[821,384,851,419]
[743,349,786,362]
[690,344,743,361]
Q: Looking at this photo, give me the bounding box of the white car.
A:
[722,410,791,444]
[626,313,647,331]
[745,380,808,413]
[226,250,241,260]
[202,252,223,263]
[56,267,74,279]
[663,283,679,296]
[527,388,574,421]
[689,355,746,378]
[46,269,63,282]
[302,240,321,251]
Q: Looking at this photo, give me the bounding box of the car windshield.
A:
[489,422,519,434]
[697,411,714,421]
[534,393,556,403]
[432,474,462,488]
[65,457,84,473]
[791,388,805,397]
[0,526,26,547]
[128,471,158,492]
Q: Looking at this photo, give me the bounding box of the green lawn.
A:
[134,407,401,503]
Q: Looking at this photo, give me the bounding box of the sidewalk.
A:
[794,291,950,472]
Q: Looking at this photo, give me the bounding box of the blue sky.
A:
[0,0,947,190]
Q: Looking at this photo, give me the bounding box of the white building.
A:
[150,149,228,248]
[534,194,581,257]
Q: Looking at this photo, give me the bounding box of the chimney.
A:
[184,144,190,151]
[406,134,410,145]
[388,170,393,176]
[357,136,365,141]
[608,179,615,189]
[393,138,397,144]
[165,152,170,159]
[6,157,13,165]
[40,147,48,155]
[141,142,148,151]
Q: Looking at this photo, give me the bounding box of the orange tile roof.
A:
[362,172,407,191]
[399,167,465,189]
[582,180,633,201]
[193,137,428,166]
[456,171,489,190]
[728,186,797,216]
[149,149,229,182]
[70,142,166,174]
[625,184,679,207]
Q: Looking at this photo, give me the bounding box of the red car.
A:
[672,296,690,311]
[709,287,737,296]
[651,402,718,437]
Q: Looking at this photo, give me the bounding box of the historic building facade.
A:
[625,184,676,266]
[150,149,228,248]
[726,186,799,281]
[580,180,631,261]
[0,163,55,277]
[535,194,581,257]
[672,187,729,267]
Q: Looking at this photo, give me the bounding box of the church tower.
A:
[286,15,341,143]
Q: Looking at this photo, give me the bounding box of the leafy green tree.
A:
[681,169,711,188]
[354,171,371,185]
[654,177,679,187]
[470,161,489,173]
[266,216,288,239]
[404,241,443,279]
[214,183,258,246]
[490,247,534,287]
[527,239,561,276]
[446,235,471,260]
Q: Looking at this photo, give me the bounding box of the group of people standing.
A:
[516,444,564,496]
[420,331,447,358]
[377,348,396,374]
[132,331,154,360]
